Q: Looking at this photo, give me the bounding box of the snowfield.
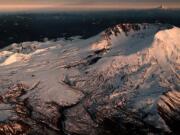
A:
[0,23,179,135]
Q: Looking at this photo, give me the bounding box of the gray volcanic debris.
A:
[0,23,179,135]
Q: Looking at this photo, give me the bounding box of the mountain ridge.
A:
[0,23,179,135]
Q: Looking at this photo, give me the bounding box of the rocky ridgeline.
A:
[104,23,142,38]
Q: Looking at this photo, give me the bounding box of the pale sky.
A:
[0,0,179,11]
[0,0,179,3]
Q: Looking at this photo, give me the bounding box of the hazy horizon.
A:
[0,1,180,12]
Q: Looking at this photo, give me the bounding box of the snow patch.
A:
[1,53,30,66]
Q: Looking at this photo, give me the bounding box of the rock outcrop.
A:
[158,90,180,134]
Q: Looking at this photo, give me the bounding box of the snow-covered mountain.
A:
[0,23,179,135]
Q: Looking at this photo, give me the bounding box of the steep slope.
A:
[0,23,179,135]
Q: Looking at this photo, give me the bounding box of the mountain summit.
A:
[157,4,167,9]
[0,23,179,135]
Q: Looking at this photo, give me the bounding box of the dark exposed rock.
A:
[0,83,63,135]
[0,121,30,135]
[157,90,180,134]
[104,24,142,38]
[87,56,102,65]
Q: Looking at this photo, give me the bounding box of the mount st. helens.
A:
[0,23,179,135]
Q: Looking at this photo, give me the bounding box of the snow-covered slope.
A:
[0,24,179,135]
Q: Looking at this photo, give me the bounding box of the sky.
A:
[0,0,179,11]
[0,0,179,4]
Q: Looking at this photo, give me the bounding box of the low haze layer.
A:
[0,1,179,12]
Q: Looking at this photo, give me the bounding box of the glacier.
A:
[0,23,179,135]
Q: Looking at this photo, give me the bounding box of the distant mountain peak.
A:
[157,4,167,9]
